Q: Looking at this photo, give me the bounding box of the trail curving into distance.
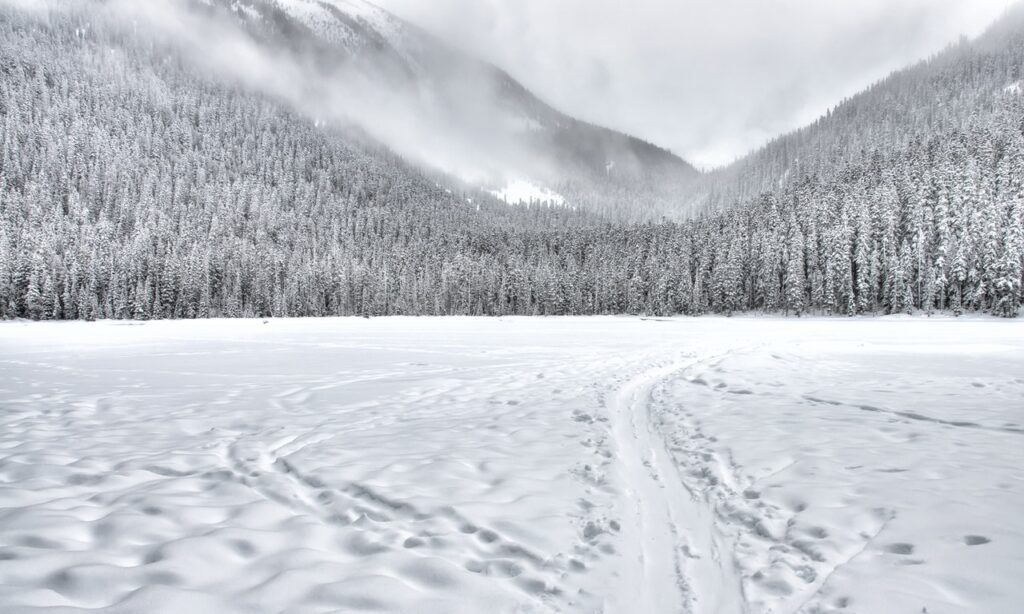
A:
[607,355,747,614]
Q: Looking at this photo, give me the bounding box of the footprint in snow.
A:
[884,543,915,555]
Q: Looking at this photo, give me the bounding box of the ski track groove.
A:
[607,343,890,614]
[607,351,750,614]
[645,346,906,614]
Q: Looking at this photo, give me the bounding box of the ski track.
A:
[606,353,748,614]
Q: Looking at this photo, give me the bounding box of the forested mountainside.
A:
[197,0,699,219]
[691,3,1024,214]
[0,2,1021,320]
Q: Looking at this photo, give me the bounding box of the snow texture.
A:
[489,180,566,206]
[0,317,1021,613]
[271,0,411,59]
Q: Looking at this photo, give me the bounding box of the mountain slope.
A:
[186,0,699,218]
[690,2,1024,213]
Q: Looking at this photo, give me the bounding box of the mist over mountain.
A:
[117,0,698,218]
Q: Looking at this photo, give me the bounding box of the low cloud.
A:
[101,0,549,186]
[379,0,1017,168]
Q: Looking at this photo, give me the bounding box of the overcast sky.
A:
[377,0,1017,168]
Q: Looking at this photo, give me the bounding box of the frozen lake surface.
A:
[0,317,1021,613]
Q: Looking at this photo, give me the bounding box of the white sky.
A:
[377,0,1018,168]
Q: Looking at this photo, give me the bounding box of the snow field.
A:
[489,180,566,206]
[0,316,1021,613]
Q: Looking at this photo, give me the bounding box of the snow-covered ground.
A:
[0,317,1021,614]
[489,180,566,206]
